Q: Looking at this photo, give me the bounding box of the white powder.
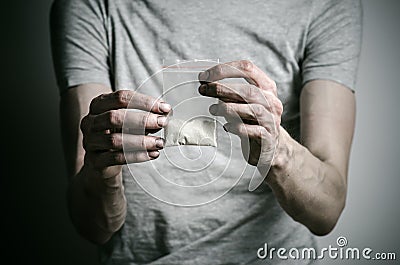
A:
[164,118,217,147]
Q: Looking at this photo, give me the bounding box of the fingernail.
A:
[199,84,207,94]
[149,150,160,159]
[209,104,218,115]
[157,116,167,127]
[159,102,171,113]
[155,138,164,148]
[198,70,209,82]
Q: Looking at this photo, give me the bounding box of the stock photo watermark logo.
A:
[122,59,278,206]
[257,236,397,261]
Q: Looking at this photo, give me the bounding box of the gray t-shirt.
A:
[51,0,362,264]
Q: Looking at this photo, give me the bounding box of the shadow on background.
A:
[2,0,399,264]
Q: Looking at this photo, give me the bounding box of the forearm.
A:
[61,86,170,244]
[266,127,346,235]
[67,164,127,244]
[197,63,353,236]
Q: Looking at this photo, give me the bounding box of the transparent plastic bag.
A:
[162,59,219,147]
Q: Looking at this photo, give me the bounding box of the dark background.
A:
[2,1,399,264]
[2,0,98,264]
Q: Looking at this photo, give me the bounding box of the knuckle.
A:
[138,93,153,110]
[112,152,125,164]
[80,115,91,133]
[141,113,149,128]
[89,99,98,112]
[223,103,232,115]
[238,124,246,136]
[271,80,277,90]
[143,99,152,111]
[240,60,254,73]
[140,136,147,149]
[99,93,108,100]
[246,86,257,100]
[215,64,224,76]
[109,133,122,149]
[115,90,130,106]
[214,83,224,96]
[258,126,267,139]
[109,110,123,126]
[252,104,265,117]
[129,151,144,162]
[266,80,278,95]
[263,92,276,109]
[275,100,284,116]
[143,113,157,129]
[82,136,88,150]
[80,116,88,132]
[89,93,106,112]
[263,90,274,99]
[84,152,92,166]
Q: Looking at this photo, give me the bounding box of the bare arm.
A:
[199,60,355,235]
[267,80,355,235]
[61,84,170,244]
[61,83,125,244]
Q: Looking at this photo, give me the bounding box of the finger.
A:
[240,137,262,167]
[198,60,276,94]
[90,150,160,168]
[90,90,171,115]
[199,83,275,107]
[210,103,275,126]
[91,109,168,132]
[83,133,164,151]
[223,122,271,141]
[199,83,246,103]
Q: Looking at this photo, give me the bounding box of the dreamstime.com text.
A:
[257,236,396,261]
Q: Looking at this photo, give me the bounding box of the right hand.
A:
[80,90,171,178]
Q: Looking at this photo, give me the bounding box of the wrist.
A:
[79,164,124,199]
[267,127,294,183]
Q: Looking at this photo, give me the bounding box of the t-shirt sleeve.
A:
[50,0,111,94]
[301,0,362,91]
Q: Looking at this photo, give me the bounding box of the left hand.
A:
[198,60,283,169]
